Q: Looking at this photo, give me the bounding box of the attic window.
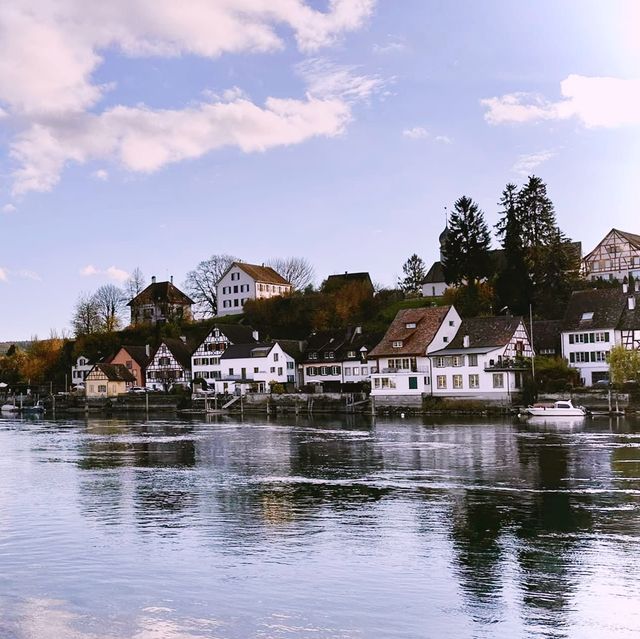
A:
[392,340,403,348]
[347,350,356,358]
[581,312,594,321]
[405,322,416,329]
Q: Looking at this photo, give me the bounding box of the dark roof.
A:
[616,229,640,250]
[115,345,151,368]
[275,339,304,361]
[617,293,640,330]
[422,261,445,284]
[562,289,627,331]
[445,316,524,350]
[302,327,382,363]
[322,272,374,294]
[93,363,136,382]
[369,306,451,357]
[532,320,562,354]
[220,342,273,360]
[223,262,291,286]
[162,338,194,369]
[127,281,194,307]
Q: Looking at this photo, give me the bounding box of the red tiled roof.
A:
[234,263,291,286]
[369,306,451,357]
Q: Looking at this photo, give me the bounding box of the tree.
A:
[93,284,126,332]
[72,292,101,336]
[398,254,426,296]
[267,257,315,291]
[517,175,558,249]
[124,267,146,300]
[609,346,640,387]
[534,229,576,318]
[442,196,491,286]
[184,254,237,317]
[442,281,495,317]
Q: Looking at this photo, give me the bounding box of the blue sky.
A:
[0,0,639,340]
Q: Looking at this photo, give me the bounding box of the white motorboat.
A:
[1,404,19,413]
[522,400,587,417]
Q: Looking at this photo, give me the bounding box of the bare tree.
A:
[184,254,237,317]
[124,267,146,300]
[267,256,315,290]
[93,284,126,332]
[71,292,101,336]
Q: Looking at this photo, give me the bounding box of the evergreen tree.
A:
[495,183,531,315]
[442,196,491,286]
[534,228,575,319]
[398,254,427,296]
[517,176,558,249]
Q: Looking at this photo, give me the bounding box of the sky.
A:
[0,0,639,340]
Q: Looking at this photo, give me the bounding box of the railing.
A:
[378,367,430,374]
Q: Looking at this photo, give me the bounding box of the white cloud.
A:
[402,126,429,139]
[435,135,452,144]
[92,169,109,181]
[0,267,7,282]
[373,36,406,55]
[80,264,129,282]
[297,58,386,103]
[0,1,376,195]
[16,269,41,281]
[2,203,16,213]
[482,75,640,128]
[512,149,556,176]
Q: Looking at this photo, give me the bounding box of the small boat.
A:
[21,402,45,415]
[522,400,587,417]
[1,403,19,413]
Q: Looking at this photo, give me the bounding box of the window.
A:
[229,368,234,375]
[443,336,449,343]
[362,367,368,375]
[278,367,283,376]
[449,320,455,327]
[344,367,352,375]
[332,366,341,375]
[98,384,107,393]
[493,373,504,388]
[374,378,381,389]
[453,374,463,389]
[409,376,418,390]
[233,299,239,307]
[287,361,294,369]
[437,375,447,389]
[392,341,403,348]
[233,285,238,293]
[468,354,478,367]
[273,353,279,362]
[254,367,259,373]
[309,352,318,360]
[452,356,464,367]
[327,351,335,359]
[347,350,356,358]
[405,322,416,329]
[581,312,594,321]
[307,367,316,375]
[469,374,479,388]
[434,357,445,368]
[270,367,276,373]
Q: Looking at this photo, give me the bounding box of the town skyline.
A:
[1,1,639,340]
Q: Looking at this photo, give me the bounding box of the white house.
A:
[301,327,381,389]
[214,341,300,394]
[560,287,630,386]
[216,262,292,316]
[428,316,533,401]
[146,338,193,391]
[191,324,259,387]
[71,355,93,386]
[582,228,640,282]
[369,305,462,404]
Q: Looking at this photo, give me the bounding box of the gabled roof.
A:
[324,272,372,286]
[196,323,257,346]
[303,327,383,363]
[441,316,524,352]
[159,338,194,369]
[127,281,194,307]
[617,293,640,330]
[92,363,136,382]
[113,345,152,368]
[422,261,445,284]
[616,229,640,250]
[220,342,273,360]
[562,289,627,331]
[369,306,451,358]
[220,262,291,286]
[532,320,562,354]
[275,339,304,361]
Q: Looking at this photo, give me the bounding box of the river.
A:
[0,413,639,638]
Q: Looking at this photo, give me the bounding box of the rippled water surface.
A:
[1,413,640,638]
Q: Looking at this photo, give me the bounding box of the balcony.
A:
[378,367,430,374]
[484,357,531,372]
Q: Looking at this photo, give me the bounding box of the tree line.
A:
[397,175,579,319]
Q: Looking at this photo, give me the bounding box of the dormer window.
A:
[326,351,335,359]
[392,340,403,348]
[405,322,416,329]
[347,350,356,358]
[309,352,318,360]
[581,312,594,321]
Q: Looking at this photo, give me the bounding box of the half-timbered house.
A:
[583,228,640,282]
[127,276,194,326]
[145,338,193,391]
[108,345,152,388]
[85,363,136,397]
[428,316,534,401]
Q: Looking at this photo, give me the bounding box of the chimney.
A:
[252,330,260,341]
[354,326,362,334]
[623,282,629,294]
[629,297,636,311]
[145,344,150,357]
[180,335,187,343]
[170,275,173,284]
[463,335,470,348]
[152,275,156,284]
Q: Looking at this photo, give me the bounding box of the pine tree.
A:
[517,175,558,249]
[398,254,427,296]
[442,196,491,286]
[534,228,575,319]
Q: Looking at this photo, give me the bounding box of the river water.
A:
[0,414,639,639]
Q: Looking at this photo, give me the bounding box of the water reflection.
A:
[1,414,640,638]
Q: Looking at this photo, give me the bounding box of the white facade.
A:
[303,346,377,386]
[217,263,292,316]
[191,326,258,385]
[561,328,616,386]
[71,355,93,385]
[370,306,462,398]
[146,342,192,391]
[215,343,297,394]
